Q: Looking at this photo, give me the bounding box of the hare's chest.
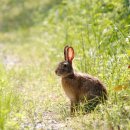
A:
[61,78,78,100]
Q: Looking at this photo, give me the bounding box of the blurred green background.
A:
[0,0,130,129]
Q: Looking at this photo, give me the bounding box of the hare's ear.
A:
[64,45,69,60]
[67,47,74,63]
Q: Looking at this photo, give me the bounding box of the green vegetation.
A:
[0,0,130,129]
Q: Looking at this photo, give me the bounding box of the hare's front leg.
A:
[70,100,79,115]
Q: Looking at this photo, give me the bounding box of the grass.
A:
[0,0,130,129]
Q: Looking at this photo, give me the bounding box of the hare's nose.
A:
[55,70,58,74]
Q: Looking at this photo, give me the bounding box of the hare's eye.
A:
[63,64,67,68]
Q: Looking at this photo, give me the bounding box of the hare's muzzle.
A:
[55,69,59,76]
[55,68,62,76]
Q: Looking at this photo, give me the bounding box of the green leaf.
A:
[126,50,130,56]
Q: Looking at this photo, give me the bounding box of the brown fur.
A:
[62,73,107,113]
[55,46,107,114]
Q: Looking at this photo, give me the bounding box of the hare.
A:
[55,46,107,114]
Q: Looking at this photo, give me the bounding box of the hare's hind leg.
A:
[84,97,99,113]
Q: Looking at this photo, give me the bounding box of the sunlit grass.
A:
[0,0,130,129]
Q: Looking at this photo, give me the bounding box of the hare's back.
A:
[76,73,107,99]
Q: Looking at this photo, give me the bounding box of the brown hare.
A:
[55,46,107,114]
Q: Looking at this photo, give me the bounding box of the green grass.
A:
[0,0,130,129]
